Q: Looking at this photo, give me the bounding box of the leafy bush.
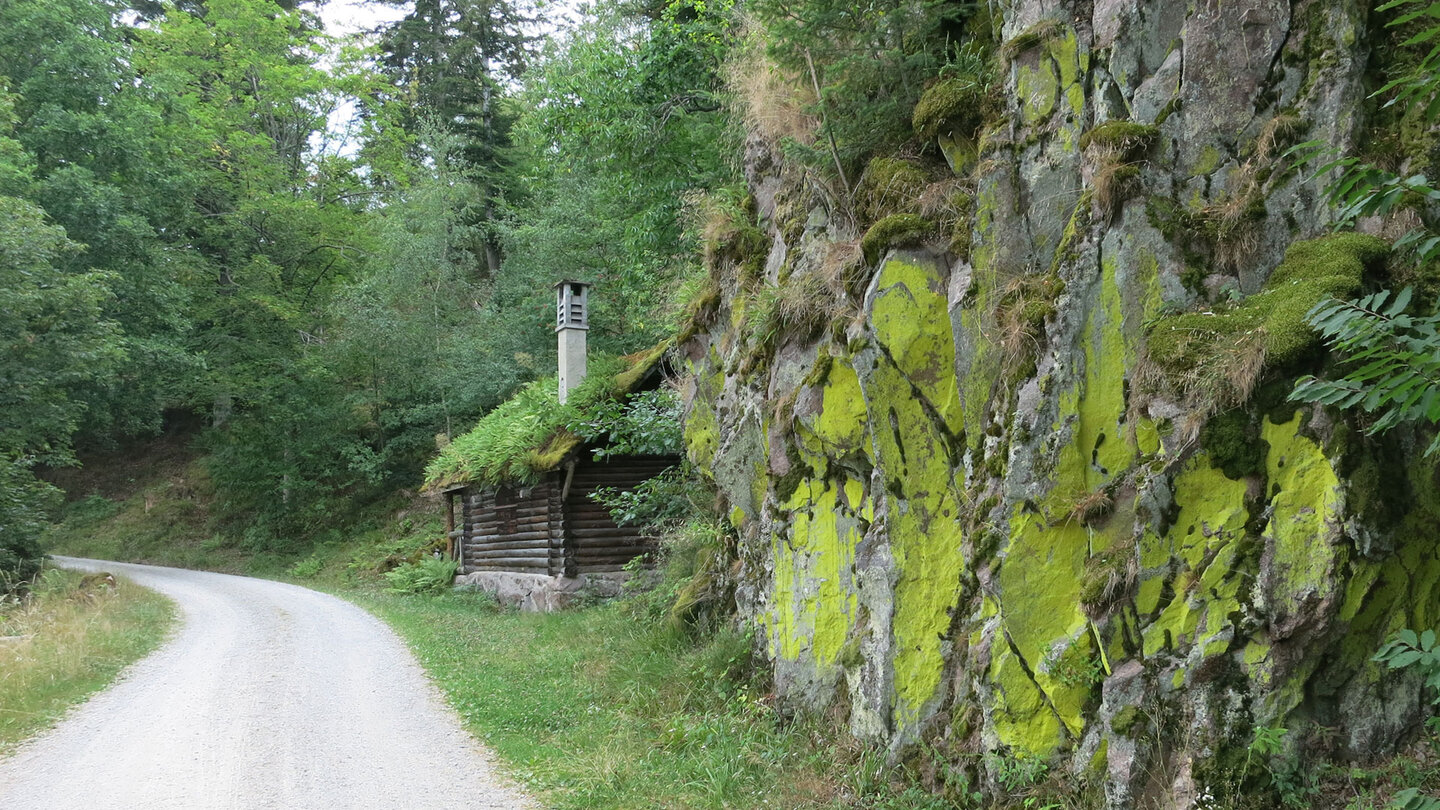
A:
[1375,628,1440,701]
[746,0,984,174]
[568,388,684,460]
[383,556,459,595]
[290,555,324,579]
[1290,288,1440,454]
[591,467,689,530]
[0,458,56,594]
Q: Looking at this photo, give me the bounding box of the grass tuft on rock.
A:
[1142,233,1390,416]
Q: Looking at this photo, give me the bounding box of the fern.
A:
[1290,288,1440,454]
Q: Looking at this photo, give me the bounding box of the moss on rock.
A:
[856,157,928,222]
[913,78,987,142]
[861,214,935,266]
[1079,121,1160,161]
[1199,408,1267,480]
[1145,233,1389,409]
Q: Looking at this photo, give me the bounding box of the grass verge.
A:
[0,566,175,753]
[355,590,944,810]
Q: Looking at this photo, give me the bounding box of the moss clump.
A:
[1145,234,1389,409]
[912,77,987,142]
[860,214,934,265]
[611,339,672,394]
[1200,409,1267,480]
[676,280,722,344]
[1000,18,1064,61]
[1110,705,1143,736]
[855,157,928,222]
[1079,121,1160,161]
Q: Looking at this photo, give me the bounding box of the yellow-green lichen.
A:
[870,255,964,435]
[764,478,866,669]
[1261,413,1345,627]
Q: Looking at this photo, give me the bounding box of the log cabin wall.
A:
[457,478,564,575]
[454,454,682,577]
[562,455,681,575]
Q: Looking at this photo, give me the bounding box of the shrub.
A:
[383,556,459,595]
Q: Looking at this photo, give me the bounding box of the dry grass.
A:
[775,269,850,339]
[818,239,868,297]
[1134,326,1267,438]
[992,274,1063,367]
[917,177,974,241]
[1253,113,1306,163]
[725,21,817,147]
[1069,488,1115,527]
[0,567,174,752]
[1198,114,1304,270]
[1090,147,1142,220]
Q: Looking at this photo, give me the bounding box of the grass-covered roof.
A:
[423,342,671,493]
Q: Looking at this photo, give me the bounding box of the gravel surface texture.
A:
[0,557,534,810]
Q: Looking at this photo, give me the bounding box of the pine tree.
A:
[375,0,533,276]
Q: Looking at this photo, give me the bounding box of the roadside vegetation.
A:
[0,567,174,753]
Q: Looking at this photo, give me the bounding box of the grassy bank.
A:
[0,567,175,752]
[357,590,944,810]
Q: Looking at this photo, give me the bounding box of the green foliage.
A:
[591,468,689,531]
[290,555,324,579]
[0,460,55,592]
[423,357,626,490]
[1391,788,1440,810]
[987,751,1050,792]
[383,556,460,595]
[1291,289,1440,454]
[1374,628,1440,700]
[1289,2,1440,267]
[568,389,684,460]
[504,0,737,350]
[748,0,982,173]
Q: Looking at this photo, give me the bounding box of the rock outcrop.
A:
[681,1,1440,805]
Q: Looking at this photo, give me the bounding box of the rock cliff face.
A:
[682,1,1440,805]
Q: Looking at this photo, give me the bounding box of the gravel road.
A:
[0,557,534,810]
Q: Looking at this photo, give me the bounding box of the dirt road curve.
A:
[0,557,533,810]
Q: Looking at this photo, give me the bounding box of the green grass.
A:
[0,566,175,752]
[353,590,944,810]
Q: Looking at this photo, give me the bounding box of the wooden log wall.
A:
[562,455,681,575]
[457,479,563,575]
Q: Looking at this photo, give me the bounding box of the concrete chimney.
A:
[555,280,590,404]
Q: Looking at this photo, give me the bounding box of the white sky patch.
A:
[317,0,406,37]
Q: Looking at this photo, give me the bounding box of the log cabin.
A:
[425,282,681,585]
